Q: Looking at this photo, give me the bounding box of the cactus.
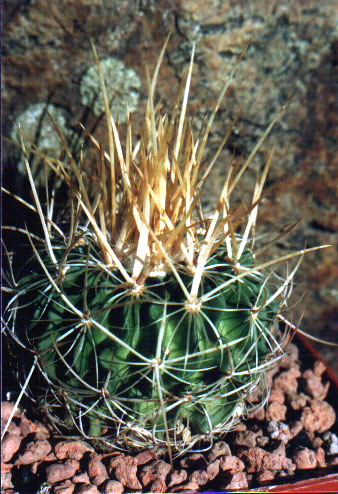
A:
[3,39,324,455]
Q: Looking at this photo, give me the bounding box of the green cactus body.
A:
[4,39,307,454]
[20,243,278,444]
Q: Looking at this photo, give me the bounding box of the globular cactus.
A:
[4,39,321,455]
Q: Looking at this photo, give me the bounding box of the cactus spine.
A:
[4,39,321,455]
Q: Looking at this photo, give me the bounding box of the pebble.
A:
[45,459,80,483]
[109,455,141,491]
[15,439,52,465]
[2,434,22,463]
[292,447,317,469]
[99,479,124,493]
[301,399,336,433]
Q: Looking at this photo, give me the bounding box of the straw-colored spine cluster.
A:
[3,36,328,458]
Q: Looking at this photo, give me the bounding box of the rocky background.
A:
[3,0,338,371]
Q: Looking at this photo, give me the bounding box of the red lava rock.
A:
[238,447,267,473]
[19,416,50,439]
[100,479,124,493]
[31,452,57,474]
[220,455,245,473]
[222,471,248,489]
[269,388,285,404]
[267,421,292,443]
[149,478,168,493]
[206,459,220,481]
[1,433,22,462]
[88,453,108,480]
[266,402,287,421]
[234,430,257,448]
[289,420,303,438]
[72,471,90,484]
[179,452,205,469]
[207,441,231,461]
[168,469,188,487]
[301,399,336,433]
[73,484,100,493]
[188,469,209,486]
[256,435,269,447]
[134,449,156,465]
[55,440,94,460]
[54,480,75,494]
[46,459,80,483]
[315,447,326,468]
[303,368,330,400]
[273,365,301,394]
[5,421,21,436]
[252,407,265,420]
[1,402,21,423]
[288,392,310,410]
[1,461,13,473]
[312,436,324,448]
[257,469,276,482]
[109,455,141,490]
[15,439,52,465]
[262,452,285,471]
[1,470,14,490]
[139,459,171,487]
[169,480,199,492]
[293,447,317,469]
[314,361,326,376]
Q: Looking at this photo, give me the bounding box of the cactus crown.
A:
[3,37,325,457]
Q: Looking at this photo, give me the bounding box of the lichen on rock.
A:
[80,56,141,120]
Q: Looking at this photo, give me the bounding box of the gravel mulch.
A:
[2,343,338,493]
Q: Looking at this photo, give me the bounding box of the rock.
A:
[292,447,317,469]
[109,455,141,490]
[207,441,231,461]
[301,399,336,433]
[323,432,338,455]
[134,450,156,465]
[222,471,248,489]
[220,455,245,473]
[179,452,206,469]
[315,447,326,468]
[88,453,108,480]
[1,402,21,423]
[15,439,52,465]
[19,416,50,439]
[168,469,187,488]
[188,469,209,486]
[303,368,329,400]
[1,433,22,462]
[267,421,292,443]
[74,484,100,493]
[289,420,303,439]
[206,459,220,481]
[54,480,75,494]
[238,447,267,473]
[257,469,276,482]
[99,479,124,493]
[288,392,310,410]
[273,366,301,394]
[268,388,285,404]
[139,459,171,488]
[234,430,257,448]
[266,403,287,421]
[46,459,80,483]
[72,471,90,484]
[1,470,14,490]
[55,440,94,460]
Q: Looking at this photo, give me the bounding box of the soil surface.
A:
[2,342,338,493]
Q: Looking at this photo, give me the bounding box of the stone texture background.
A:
[3,0,338,370]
